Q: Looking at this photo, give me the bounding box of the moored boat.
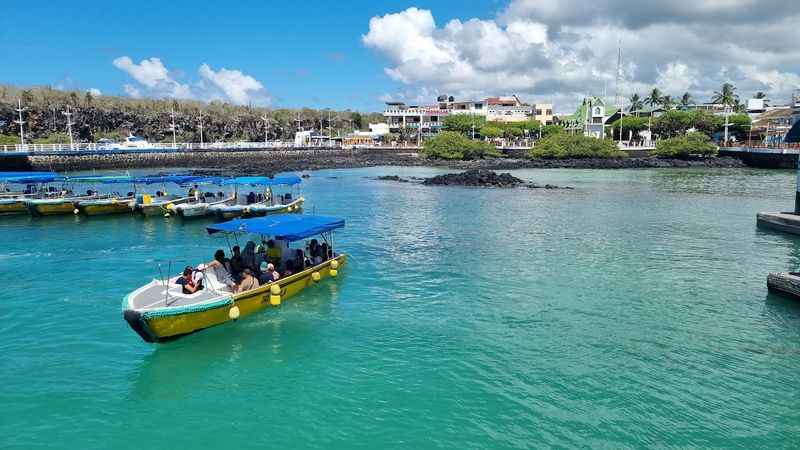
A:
[132,175,200,216]
[78,197,136,215]
[0,172,65,215]
[122,214,346,343]
[26,197,90,216]
[209,175,304,220]
[0,198,29,215]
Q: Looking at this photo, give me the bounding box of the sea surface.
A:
[1,166,799,449]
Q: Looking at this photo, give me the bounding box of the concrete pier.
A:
[756,212,800,235]
[767,272,800,300]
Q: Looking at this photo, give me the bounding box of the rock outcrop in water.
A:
[423,169,524,187]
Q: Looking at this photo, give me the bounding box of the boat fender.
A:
[73,208,79,215]
[165,203,175,210]
[229,305,240,320]
[270,284,281,295]
[330,260,339,277]
[312,271,321,282]
[269,295,281,306]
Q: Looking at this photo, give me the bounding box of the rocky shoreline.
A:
[22,148,748,174]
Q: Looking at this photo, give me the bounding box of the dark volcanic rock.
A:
[375,175,409,182]
[422,169,524,188]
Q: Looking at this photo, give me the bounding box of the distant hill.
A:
[0,84,382,144]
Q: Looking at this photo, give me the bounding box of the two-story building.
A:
[383,102,449,138]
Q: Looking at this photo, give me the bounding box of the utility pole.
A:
[723,104,731,145]
[62,105,74,149]
[14,99,25,145]
[261,114,270,144]
[198,109,204,148]
[169,108,177,148]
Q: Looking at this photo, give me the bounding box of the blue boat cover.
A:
[207,214,344,241]
[1,173,65,183]
[221,175,302,186]
[134,175,199,185]
[0,171,57,179]
[67,175,135,184]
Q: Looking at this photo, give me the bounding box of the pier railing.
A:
[0,141,329,154]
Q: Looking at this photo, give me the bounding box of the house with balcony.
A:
[383,102,449,137]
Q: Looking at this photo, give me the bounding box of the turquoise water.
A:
[1,167,800,449]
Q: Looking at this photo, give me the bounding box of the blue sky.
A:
[1,1,505,111]
[3,1,799,113]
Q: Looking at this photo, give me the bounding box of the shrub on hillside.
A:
[652,132,718,158]
[421,131,502,160]
[528,134,626,159]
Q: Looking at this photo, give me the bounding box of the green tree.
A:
[69,91,79,106]
[611,116,648,140]
[0,134,20,145]
[85,91,93,107]
[421,131,501,160]
[540,124,565,138]
[443,114,484,134]
[652,110,693,138]
[529,134,625,159]
[725,113,751,139]
[652,132,718,158]
[711,82,738,106]
[350,112,363,130]
[680,92,693,106]
[645,88,663,108]
[660,95,674,110]
[753,91,767,99]
[480,125,503,139]
[629,93,643,112]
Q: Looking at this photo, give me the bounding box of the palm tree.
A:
[753,91,766,99]
[645,88,663,108]
[680,92,693,107]
[660,95,674,110]
[711,82,738,106]
[629,93,643,112]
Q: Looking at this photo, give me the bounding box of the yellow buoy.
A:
[330,269,338,277]
[164,213,171,218]
[73,208,79,215]
[166,203,174,210]
[228,305,240,320]
[270,284,281,295]
[312,272,321,282]
[269,294,281,306]
[330,260,339,269]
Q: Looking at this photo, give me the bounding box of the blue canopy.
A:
[221,175,302,186]
[207,214,344,241]
[67,175,135,184]
[1,174,65,184]
[0,171,58,179]
[178,176,225,186]
[134,175,199,185]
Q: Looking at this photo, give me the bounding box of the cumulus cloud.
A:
[198,64,266,105]
[113,56,269,105]
[87,88,102,97]
[364,4,800,112]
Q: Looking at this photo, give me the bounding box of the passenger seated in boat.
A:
[192,264,207,289]
[207,249,235,288]
[283,260,295,278]
[241,241,258,272]
[259,262,280,284]
[246,191,257,204]
[176,267,201,294]
[321,243,331,261]
[230,245,244,279]
[308,239,321,265]
[266,240,282,266]
[293,249,308,270]
[235,268,260,293]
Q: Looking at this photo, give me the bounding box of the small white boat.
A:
[175,195,235,219]
[122,134,152,149]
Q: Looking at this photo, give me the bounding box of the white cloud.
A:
[364,5,800,113]
[113,56,269,105]
[123,84,141,98]
[198,64,266,105]
[88,88,102,97]
[655,62,697,96]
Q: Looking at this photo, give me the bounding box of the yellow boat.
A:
[0,198,29,215]
[123,214,346,343]
[26,197,89,216]
[77,197,136,216]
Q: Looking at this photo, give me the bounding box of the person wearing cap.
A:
[235,268,260,293]
[259,262,280,284]
[192,264,207,290]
